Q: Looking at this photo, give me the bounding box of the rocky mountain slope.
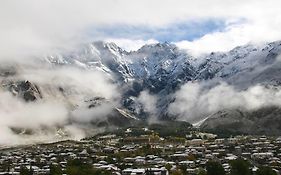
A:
[201,107,281,136]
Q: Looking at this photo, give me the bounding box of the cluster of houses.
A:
[0,131,280,175]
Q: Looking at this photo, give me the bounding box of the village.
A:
[0,126,280,175]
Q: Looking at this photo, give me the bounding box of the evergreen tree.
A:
[66,159,110,175]
[50,164,63,175]
[171,169,183,175]
[230,158,251,175]
[197,168,207,175]
[19,166,30,175]
[206,161,225,175]
[256,166,277,175]
[179,164,187,175]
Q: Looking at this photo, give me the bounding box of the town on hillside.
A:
[0,125,280,175]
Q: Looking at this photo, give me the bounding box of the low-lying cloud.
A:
[135,90,158,123]
[21,66,119,100]
[0,92,68,128]
[137,91,157,115]
[0,64,120,145]
[169,82,281,123]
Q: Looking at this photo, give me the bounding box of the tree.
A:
[179,164,187,175]
[2,160,11,172]
[203,135,208,140]
[171,169,183,175]
[256,166,277,175]
[164,163,172,172]
[66,159,110,175]
[230,158,251,175]
[197,168,207,175]
[50,164,63,175]
[206,161,225,175]
[19,166,30,175]
[187,154,196,161]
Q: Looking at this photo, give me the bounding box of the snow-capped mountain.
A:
[47,41,197,89]
[47,40,281,89]
[46,40,281,113]
[2,40,281,139]
[195,41,281,88]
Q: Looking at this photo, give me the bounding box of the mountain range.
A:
[2,40,281,140]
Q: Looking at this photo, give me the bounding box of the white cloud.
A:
[1,0,281,58]
[136,90,159,123]
[169,82,281,123]
[137,90,158,115]
[20,67,119,100]
[0,64,120,145]
[70,102,115,123]
[0,92,68,128]
[0,91,69,145]
[176,19,281,56]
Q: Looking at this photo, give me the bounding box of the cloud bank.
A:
[136,90,158,123]
[0,64,120,145]
[137,91,157,115]
[169,82,281,123]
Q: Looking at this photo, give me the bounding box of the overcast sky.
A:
[1,0,281,58]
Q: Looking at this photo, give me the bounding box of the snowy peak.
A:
[137,42,178,54]
[45,40,281,91]
[125,42,194,80]
[45,40,281,90]
[195,41,281,86]
[45,41,197,85]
